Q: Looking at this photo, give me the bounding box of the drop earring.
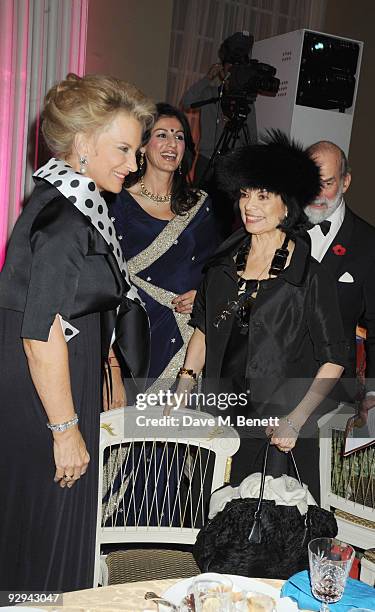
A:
[139,152,145,170]
[178,163,182,175]
[79,156,88,174]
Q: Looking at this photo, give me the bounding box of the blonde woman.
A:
[0,74,154,590]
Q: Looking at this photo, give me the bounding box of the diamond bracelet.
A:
[47,413,79,433]
[285,416,300,434]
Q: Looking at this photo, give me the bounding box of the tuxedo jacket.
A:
[316,206,375,383]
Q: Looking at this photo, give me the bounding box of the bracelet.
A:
[47,413,79,433]
[177,367,197,380]
[108,356,120,368]
[285,416,300,434]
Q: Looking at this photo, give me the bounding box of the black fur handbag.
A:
[193,442,337,580]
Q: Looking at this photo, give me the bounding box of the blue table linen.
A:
[281,570,375,611]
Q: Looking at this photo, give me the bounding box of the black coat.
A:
[317,206,375,382]
[0,181,150,382]
[190,229,347,408]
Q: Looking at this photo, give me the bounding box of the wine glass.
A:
[308,537,355,612]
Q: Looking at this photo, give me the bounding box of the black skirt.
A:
[0,308,101,591]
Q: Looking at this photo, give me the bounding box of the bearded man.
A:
[306,140,375,429]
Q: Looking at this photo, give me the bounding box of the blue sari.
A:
[103,190,221,527]
[109,189,221,389]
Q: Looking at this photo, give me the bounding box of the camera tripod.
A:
[197,95,255,187]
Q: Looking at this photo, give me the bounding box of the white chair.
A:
[361,549,375,586]
[318,403,375,584]
[94,406,240,586]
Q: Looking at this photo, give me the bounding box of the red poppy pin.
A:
[332,244,346,256]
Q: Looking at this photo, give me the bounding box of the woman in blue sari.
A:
[107,103,221,396]
[103,104,221,527]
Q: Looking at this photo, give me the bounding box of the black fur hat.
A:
[215,130,321,207]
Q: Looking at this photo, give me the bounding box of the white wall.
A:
[324,0,375,224]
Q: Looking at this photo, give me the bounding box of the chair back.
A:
[94,406,240,585]
[318,403,375,571]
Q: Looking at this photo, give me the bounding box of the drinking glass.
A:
[192,574,233,612]
[308,537,355,612]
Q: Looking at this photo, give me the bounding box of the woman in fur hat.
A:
[171,132,347,501]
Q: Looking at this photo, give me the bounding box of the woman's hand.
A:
[103,364,127,410]
[53,426,90,488]
[163,397,179,417]
[163,328,206,416]
[265,362,344,452]
[265,416,300,452]
[172,289,197,314]
[23,316,90,486]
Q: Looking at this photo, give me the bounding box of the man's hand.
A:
[207,63,225,82]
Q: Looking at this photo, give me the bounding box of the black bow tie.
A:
[317,220,331,236]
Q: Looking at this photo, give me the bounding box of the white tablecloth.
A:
[39,577,310,611]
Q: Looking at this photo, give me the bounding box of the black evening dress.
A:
[190,230,347,502]
[0,309,101,591]
[0,172,141,590]
[220,278,291,487]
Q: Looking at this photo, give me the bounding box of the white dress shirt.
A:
[307,199,345,262]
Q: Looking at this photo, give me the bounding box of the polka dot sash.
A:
[34,158,144,341]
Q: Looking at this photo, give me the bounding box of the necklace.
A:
[238,234,290,323]
[139,178,172,204]
[237,258,273,305]
[213,234,290,329]
[238,256,274,287]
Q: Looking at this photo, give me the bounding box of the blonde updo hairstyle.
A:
[42,73,155,157]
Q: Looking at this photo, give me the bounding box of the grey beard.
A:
[305,192,343,224]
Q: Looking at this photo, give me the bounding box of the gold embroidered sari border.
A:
[127,191,207,275]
